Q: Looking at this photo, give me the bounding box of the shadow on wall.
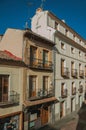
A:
[76,93,86,130]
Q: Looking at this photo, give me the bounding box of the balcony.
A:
[28,58,53,71]
[79,70,84,78]
[0,91,20,108]
[29,88,54,101]
[71,69,78,78]
[72,87,76,95]
[61,67,70,78]
[78,85,83,93]
[61,89,68,98]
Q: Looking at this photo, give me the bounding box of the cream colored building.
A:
[0,28,56,130]
[31,8,86,121]
[0,51,25,130]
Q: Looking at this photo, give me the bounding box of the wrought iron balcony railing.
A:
[61,89,68,98]
[28,58,53,71]
[37,88,54,98]
[61,67,70,78]
[79,85,83,93]
[0,91,20,107]
[72,87,76,95]
[79,70,84,78]
[71,69,78,78]
[29,88,54,101]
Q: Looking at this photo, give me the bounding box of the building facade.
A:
[31,8,86,121]
[0,28,57,129]
[0,51,25,130]
[23,30,57,130]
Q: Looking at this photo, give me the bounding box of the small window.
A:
[47,16,55,28]
[71,47,75,54]
[55,22,58,30]
[79,51,82,57]
[65,29,68,36]
[61,42,66,50]
[85,53,86,59]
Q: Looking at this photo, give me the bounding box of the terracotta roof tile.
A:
[0,50,22,61]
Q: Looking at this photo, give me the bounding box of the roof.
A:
[0,50,22,60]
[0,50,26,67]
[47,11,86,42]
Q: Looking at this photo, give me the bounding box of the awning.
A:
[23,97,58,107]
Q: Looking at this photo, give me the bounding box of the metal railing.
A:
[37,88,54,98]
[0,91,20,105]
[79,85,83,93]
[61,67,70,78]
[72,87,76,95]
[79,70,84,78]
[71,69,78,78]
[28,58,53,70]
[61,89,68,98]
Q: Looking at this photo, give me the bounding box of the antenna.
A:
[24,0,34,29]
[25,22,28,30]
[40,0,46,10]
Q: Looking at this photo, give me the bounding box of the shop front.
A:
[23,97,57,130]
[0,112,22,130]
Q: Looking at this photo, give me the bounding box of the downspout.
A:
[52,31,56,124]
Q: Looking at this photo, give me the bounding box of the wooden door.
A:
[60,102,64,118]
[29,76,36,98]
[71,98,73,112]
[0,75,9,102]
[41,107,48,125]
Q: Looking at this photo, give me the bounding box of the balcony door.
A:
[30,46,37,66]
[61,59,66,75]
[61,83,67,97]
[43,50,48,67]
[60,101,65,118]
[29,76,36,98]
[0,75,9,102]
[43,76,48,95]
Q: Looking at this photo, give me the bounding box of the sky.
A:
[0,0,86,39]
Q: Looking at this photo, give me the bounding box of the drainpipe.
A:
[52,31,56,124]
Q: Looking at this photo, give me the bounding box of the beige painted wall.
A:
[0,28,24,59]
[0,65,24,116]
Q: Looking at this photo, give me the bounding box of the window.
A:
[71,47,75,54]
[79,51,82,57]
[85,53,86,59]
[71,82,76,95]
[65,29,68,36]
[29,76,37,97]
[55,22,58,30]
[43,50,48,65]
[79,63,82,71]
[43,76,48,91]
[61,83,67,97]
[73,35,76,41]
[85,66,86,77]
[30,46,37,59]
[61,42,66,50]
[47,16,55,28]
[0,75,9,102]
[30,46,37,65]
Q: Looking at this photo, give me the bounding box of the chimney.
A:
[62,19,65,23]
[36,8,43,14]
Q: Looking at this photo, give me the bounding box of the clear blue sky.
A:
[0,0,86,39]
